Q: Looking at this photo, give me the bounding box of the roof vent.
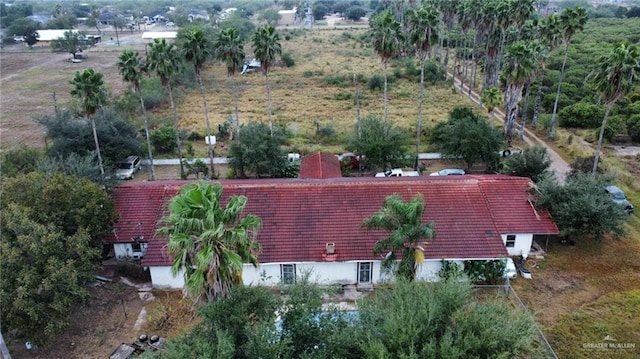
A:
[325,242,336,255]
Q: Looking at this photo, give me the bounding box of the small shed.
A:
[278,9,296,25]
[141,31,177,41]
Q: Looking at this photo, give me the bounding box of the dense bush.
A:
[281,52,295,67]
[558,101,604,128]
[323,74,349,87]
[368,74,384,91]
[150,125,177,153]
[627,114,640,142]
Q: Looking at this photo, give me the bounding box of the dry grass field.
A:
[1,24,639,359]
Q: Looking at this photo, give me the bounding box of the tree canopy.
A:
[534,172,628,241]
[347,115,410,171]
[0,172,117,344]
[430,107,504,170]
[228,121,289,178]
[501,145,552,183]
[50,30,87,59]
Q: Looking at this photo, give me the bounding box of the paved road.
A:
[449,74,571,182]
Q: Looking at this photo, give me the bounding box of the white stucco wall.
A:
[114,242,148,259]
[149,259,461,289]
[149,266,185,288]
[502,233,532,257]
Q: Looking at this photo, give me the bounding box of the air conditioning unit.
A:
[325,243,335,255]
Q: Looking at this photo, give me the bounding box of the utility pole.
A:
[0,330,11,359]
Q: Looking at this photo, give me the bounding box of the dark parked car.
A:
[605,185,634,214]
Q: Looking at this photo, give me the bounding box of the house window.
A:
[358,262,372,283]
[506,235,516,248]
[131,242,142,252]
[281,264,296,285]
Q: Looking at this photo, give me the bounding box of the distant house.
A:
[278,8,297,25]
[141,31,177,41]
[34,29,79,47]
[188,10,210,22]
[105,175,558,289]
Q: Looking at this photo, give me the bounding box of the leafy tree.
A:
[150,125,177,153]
[37,152,114,186]
[569,155,606,177]
[147,38,185,177]
[228,121,287,178]
[0,204,98,345]
[218,12,256,41]
[312,4,328,22]
[118,50,156,180]
[405,3,439,165]
[213,28,245,141]
[251,24,282,136]
[430,107,504,170]
[182,28,215,175]
[0,145,44,178]
[259,9,281,25]
[69,68,108,176]
[363,194,435,282]
[44,14,78,29]
[589,41,640,174]
[112,16,127,46]
[345,6,366,21]
[157,182,262,302]
[501,146,552,183]
[38,109,141,168]
[548,6,588,138]
[535,173,628,241]
[370,10,404,132]
[558,100,605,128]
[51,30,87,59]
[346,115,410,171]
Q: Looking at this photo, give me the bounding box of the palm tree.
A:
[405,4,440,164]
[214,28,245,141]
[182,28,215,175]
[548,6,587,139]
[502,40,537,140]
[157,182,262,302]
[370,10,405,133]
[589,42,640,174]
[69,69,108,177]
[531,13,562,128]
[147,39,185,178]
[363,193,435,282]
[433,0,459,81]
[251,25,281,137]
[481,87,502,115]
[117,50,155,180]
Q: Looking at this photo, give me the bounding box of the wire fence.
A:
[473,283,559,359]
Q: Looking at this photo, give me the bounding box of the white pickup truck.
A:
[375,168,420,177]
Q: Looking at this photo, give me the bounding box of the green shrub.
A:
[334,92,352,101]
[626,114,640,142]
[150,125,177,153]
[602,115,625,142]
[558,101,604,128]
[187,131,202,141]
[323,74,349,87]
[140,77,167,110]
[303,70,314,77]
[116,259,151,281]
[368,74,384,91]
[281,52,295,67]
[284,34,291,40]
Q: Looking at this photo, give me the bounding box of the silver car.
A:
[429,168,466,176]
[605,185,634,214]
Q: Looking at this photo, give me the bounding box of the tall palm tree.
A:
[117,50,155,180]
[405,4,440,163]
[214,28,245,141]
[518,41,547,140]
[531,13,562,128]
[363,193,435,282]
[157,182,262,302]
[69,69,108,177]
[182,28,215,175]
[589,42,640,174]
[433,0,459,81]
[370,10,405,134]
[502,40,537,140]
[548,6,587,138]
[147,39,185,178]
[251,25,281,137]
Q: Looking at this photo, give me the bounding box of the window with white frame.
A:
[358,262,372,283]
[506,235,516,248]
[281,264,296,285]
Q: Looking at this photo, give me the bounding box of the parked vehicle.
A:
[605,185,634,214]
[115,156,142,180]
[429,168,465,176]
[375,168,420,177]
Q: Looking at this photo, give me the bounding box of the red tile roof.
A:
[299,152,342,179]
[105,176,558,267]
